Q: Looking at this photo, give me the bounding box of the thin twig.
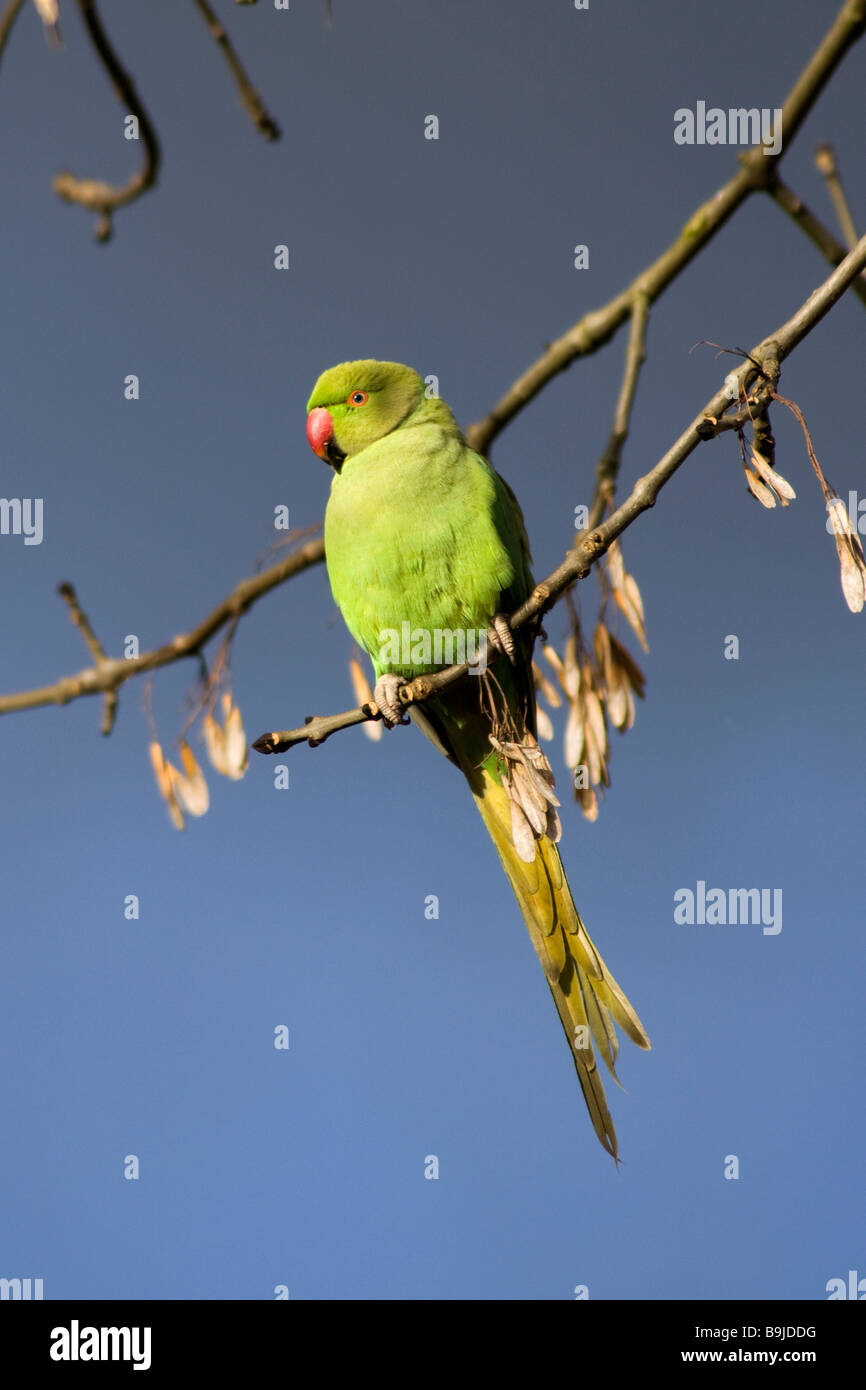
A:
[58,582,108,666]
[815,144,859,249]
[255,232,866,753]
[0,535,325,719]
[586,293,650,532]
[57,582,118,732]
[768,175,866,306]
[0,0,26,68]
[52,0,161,240]
[192,0,279,140]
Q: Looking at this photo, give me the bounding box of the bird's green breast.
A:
[324,422,524,677]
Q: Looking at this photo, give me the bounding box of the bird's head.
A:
[305,360,424,471]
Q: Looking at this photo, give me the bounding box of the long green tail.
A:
[467,760,650,1160]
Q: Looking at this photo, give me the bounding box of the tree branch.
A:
[0,0,26,70]
[586,293,650,532]
[254,232,866,754]
[465,0,866,457]
[52,0,161,241]
[0,534,324,719]
[56,582,118,734]
[192,0,279,140]
[815,143,859,248]
[768,176,866,307]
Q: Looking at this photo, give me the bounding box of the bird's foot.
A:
[372,673,410,729]
[487,613,517,665]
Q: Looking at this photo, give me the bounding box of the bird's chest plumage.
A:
[324,425,511,674]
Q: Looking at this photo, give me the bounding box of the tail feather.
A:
[469,762,650,1160]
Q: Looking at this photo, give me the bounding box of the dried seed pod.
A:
[491,732,562,860]
[576,784,599,822]
[614,577,648,652]
[515,766,551,837]
[510,797,536,864]
[827,494,866,613]
[562,632,581,698]
[609,634,646,701]
[745,465,777,508]
[223,701,249,780]
[622,573,645,626]
[564,699,585,769]
[605,668,630,732]
[532,660,563,709]
[593,623,611,678]
[542,643,568,692]
[545,803,563,843]
[751,450,796,504]
[605,539,627,591]
[535,702,554,742]
[584,688,608,766]
[349,655,383,741]
[173,741,210,817]
[584,713,603,788]
[149,741,186,831]
[204,693,248,780]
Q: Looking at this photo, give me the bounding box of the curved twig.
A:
[52,0,161,240]
[192,0,279,140]
[0,0,26,69]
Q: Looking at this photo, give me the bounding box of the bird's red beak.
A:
[307,406,347,472]
[307,407,335,461]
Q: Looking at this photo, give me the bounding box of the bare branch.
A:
[0,0,26,68]
[0,534,325,720]
[768,176,866,307]
[465,0,866,456]
[192,0,279,140]
[57,582,118,733]
[815,143,859,248]
[255,232,866,754]
[586,293,650,532]
[52,0,161,240]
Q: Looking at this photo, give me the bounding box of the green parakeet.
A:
[306,359,650,1159]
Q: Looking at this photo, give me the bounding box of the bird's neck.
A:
[402,393,462,438]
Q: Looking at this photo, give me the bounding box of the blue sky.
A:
[1,0,864,1300]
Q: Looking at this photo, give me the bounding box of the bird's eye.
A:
[347,390,369,407]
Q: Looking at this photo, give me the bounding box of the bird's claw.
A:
[487,613,517,664]
[372,673,410,728]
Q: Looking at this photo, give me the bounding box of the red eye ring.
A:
[347,390,369,407]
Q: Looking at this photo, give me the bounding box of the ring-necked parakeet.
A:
[306,359,650,1159]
